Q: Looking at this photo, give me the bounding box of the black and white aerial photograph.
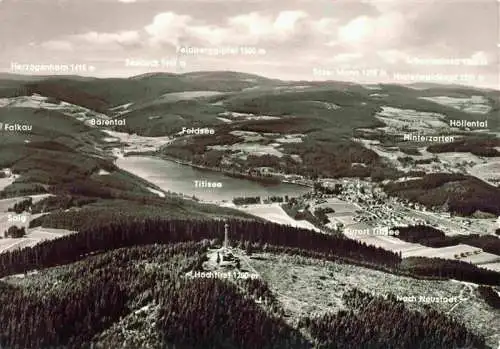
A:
[0,0,499,348]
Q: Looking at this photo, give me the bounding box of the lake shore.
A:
[112,153,321,231]
[114,153,312,202]
[157,153,313,188]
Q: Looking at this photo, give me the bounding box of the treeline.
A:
[314,182,342,195]
[4,217,500,285]
[397,156,434,166]
[395,225,500,255]
[281,202,323,228]
[384,174,500,216]
[233,196,261,205]
[248,243,500,286]
[427,138,500,157]
[401,257,500,285]
[8,197,32,214]
[286,141,389,180]
[30,195,98,214]
[0,242,210,349]
[299,288,486,349]
[19,81,109,112]
[314,207,335,225]
[266,195,285,203]
[0,277,128,349]
[458,235,500,256]
[0,239,311,349]
[156,278,310,349]
[29,198,256,231]
[0,183,47,199]
[162,132,241,168]
[477,286,500,309]
[394,225,455,247]
[233,195,288,205]
[246,154,282,168]
[0,219,402,278]
[4,226,26,238]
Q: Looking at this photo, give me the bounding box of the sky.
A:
[0,0,499,89]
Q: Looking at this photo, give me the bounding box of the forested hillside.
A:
[0,239,491,349]
[299,289,487,349]
[395,225,500,255]
[3,218,500,286]
[384,174,500,216]
[0,219,401,278]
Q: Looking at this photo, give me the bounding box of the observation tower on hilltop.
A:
[220,221,235,262]
[224,221,229,249]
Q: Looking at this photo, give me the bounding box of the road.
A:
[447,282,474,315]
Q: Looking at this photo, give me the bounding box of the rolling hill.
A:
[0,71,499,348]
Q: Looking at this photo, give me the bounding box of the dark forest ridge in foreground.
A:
[0,219,499,348]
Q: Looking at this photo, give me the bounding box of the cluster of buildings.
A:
[314,178,430,230]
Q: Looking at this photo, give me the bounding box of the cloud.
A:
[337,11,405,49]
[313,18,338,36]
[188,26,232,45]
[273,10,308,32]
[6,1,495,89]
[40,40,74,51]
[228,11,309,43]
[144,12,193,46]
[75,30,140,46]
[144,10,311,47]
[366,0,402,13]
[338,16,371,43]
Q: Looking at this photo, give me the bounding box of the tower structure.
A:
[219,221,236,264]
[224,222,229,249]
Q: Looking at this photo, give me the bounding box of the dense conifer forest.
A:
[384,174,500,216]
[2,218,500,286]
[394,225,500,255]
[0,243,206,349]
[0,238,491,349]
[0,219,401,278]
[477,286,500,310]
[156,278,310,349]
[299,289,487,349]
[427,138,500,157]
[1,168,496,348]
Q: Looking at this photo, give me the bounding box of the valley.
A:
[0,71,498,349]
